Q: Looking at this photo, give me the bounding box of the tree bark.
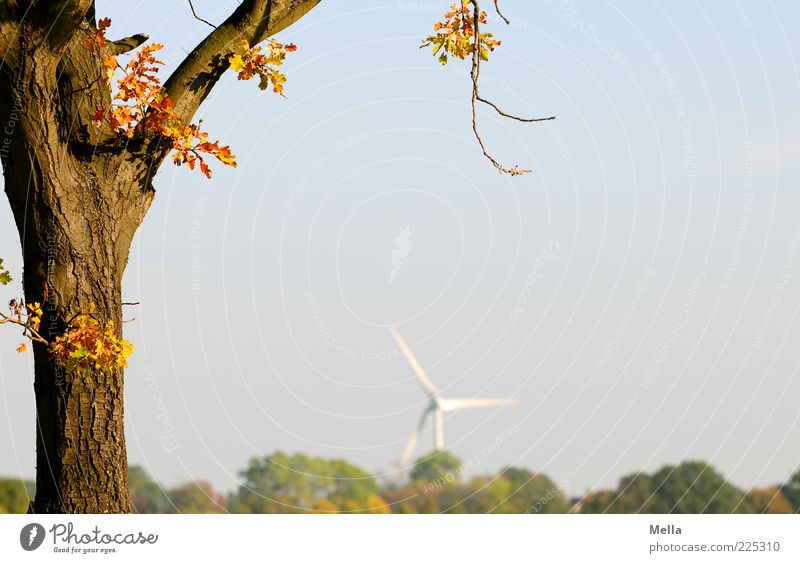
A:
[29,244,130,514]
[4,139,153,513]
[3,134,153,513]
[1,42,153,512]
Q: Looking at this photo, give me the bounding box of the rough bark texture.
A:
[0,0,320,514]
[1,22,154,513]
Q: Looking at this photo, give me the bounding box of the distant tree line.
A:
[1,453,798,514]
[580,462,796,514]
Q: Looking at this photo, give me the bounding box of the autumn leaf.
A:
[228,39,297,96]
[52,314,134,377]
[91,107,105,125]
[16,343,27,353]
[422,1,500,65]
[98,17,112,34]
[0,258,11,285]
[27,302,42,331]
[87,20,240,179]
[86,16,112,49]
[229,54,245,72]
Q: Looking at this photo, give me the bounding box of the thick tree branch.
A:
[0,0,19,25]
[163,0,321,126]
[109,33,149,55]
[30,0,94,52]
[56,23,118,148]
[0,1,21,59]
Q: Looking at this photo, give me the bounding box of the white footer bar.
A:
[1,515,798,562]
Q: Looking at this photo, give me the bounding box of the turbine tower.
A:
[390,328,517,467]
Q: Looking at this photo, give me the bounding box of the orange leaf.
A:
[88,15,242,179]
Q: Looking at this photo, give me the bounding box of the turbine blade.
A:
[400,406,434,467]
[390,328,439,397]
[438,398,518,412]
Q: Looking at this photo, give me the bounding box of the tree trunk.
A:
[7,164,152,512]
[30,243,130,514]
[1,51,154,512]
[7,160,152,513]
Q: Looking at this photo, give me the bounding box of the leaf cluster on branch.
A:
[51,303,134,379]
[88,19,250,178]
[87,19,295,178]
[422,2,500,65]
[2,294,132,381]
[423,0,555,175]
[229,39,297,95]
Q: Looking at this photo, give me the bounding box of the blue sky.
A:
[1,0,800,497]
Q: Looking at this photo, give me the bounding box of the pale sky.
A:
[1,0,799,497]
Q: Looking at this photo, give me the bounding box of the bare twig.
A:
[0,314,50,345]
[493,0,510,25]
[121,302,140,306]
[476,96,555,123]
[188,0,216,29]
[469,0,554,175]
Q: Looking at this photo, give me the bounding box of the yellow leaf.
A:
[229,54,245,72]
[16,343,27,353]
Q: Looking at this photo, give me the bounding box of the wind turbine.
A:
[390,328,517,468]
